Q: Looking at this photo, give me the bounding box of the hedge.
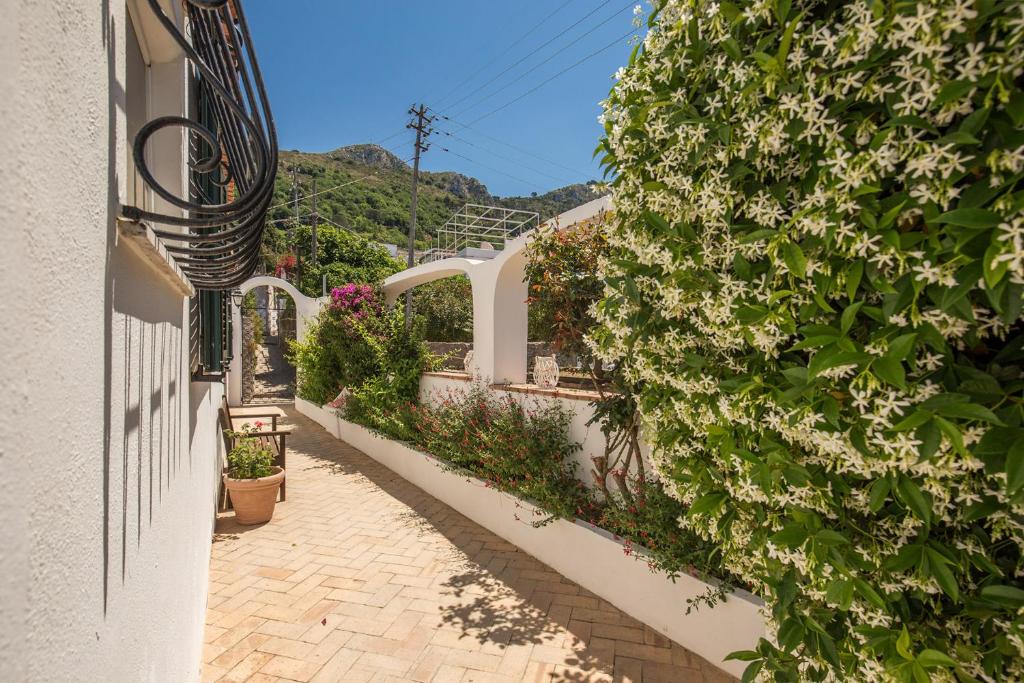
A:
[591,1,1024,680]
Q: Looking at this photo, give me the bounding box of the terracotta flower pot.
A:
[225,467,284,525]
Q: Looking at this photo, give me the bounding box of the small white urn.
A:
[533,356,559,388]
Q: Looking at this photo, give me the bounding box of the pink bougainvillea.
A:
[329,283,381,320]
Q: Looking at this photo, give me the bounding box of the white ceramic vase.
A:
[534,356,559,388]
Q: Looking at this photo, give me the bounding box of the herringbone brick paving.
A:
[201,407,736,682]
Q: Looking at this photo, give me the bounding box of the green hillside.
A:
[264,145,601,251]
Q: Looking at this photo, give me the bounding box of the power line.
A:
[272,211,390,243]
[371,127,410,146]
[448,1,635,117]
[466,29,637,126]
[440,0,618,113]
[266,158,413,212]
[431,0,576,109]
[428,109,595,178]
[434,127,578,186]
[437,146,544,193]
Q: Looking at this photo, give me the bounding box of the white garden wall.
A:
[296,397,765,677]
[0,2,225,681]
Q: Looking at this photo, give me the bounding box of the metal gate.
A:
[240,303,297,405]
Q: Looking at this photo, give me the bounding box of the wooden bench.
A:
[219,396,290,511]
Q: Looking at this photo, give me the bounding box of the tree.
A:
[523,218,608,365]
[412,276,473,342]
[291,224,402,296]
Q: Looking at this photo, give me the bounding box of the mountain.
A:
[325,144,407,171]
[266,145,601,250]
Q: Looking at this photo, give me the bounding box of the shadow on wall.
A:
[102,4,118,614]
[103,12,195,607]
[104,238,192,613]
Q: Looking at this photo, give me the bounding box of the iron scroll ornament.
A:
[120,0,277,290]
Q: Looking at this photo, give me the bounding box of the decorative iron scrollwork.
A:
[121,0,277,290]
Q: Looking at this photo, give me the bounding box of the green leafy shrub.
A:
[524,217,610,366]
[524,217,729,588]
[412,275,474,342]
[224,424,274,479]
[288,286,384,405]
[409,384,591,523]
[292,225,402,297]
[343,312,434,440]
[593,1,1024,680]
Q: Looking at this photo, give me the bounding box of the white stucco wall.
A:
[0,2,224,681]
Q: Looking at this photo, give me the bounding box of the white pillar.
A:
[470,250,528,384]
[227,301,242,405]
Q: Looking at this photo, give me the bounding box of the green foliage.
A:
[243,291,264,351]
[412,276,473,342]
[292,225,402,297]
[343,312,435,439]
[266,148,598,256]
[594,1,1024,680]
[596,477,727,584]
[224,424,274,479]
[288,285,386,405]
[288,312,376,406]
[289,278,435,433]
[524,217,610,362]
[408,384,589,523]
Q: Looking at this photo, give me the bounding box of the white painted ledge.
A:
[116,219,194,297]
[295,397,765,677]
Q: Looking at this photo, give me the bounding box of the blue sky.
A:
[244,0,641,197]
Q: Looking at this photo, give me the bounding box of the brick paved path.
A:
[201,408,735,682]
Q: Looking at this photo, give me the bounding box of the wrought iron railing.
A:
[120,0,277,291]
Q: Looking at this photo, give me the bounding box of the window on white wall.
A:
[125,10,149,212]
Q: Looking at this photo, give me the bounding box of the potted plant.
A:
[224,423,284,525]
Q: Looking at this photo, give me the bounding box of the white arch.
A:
[239,274,307,305]
[381,195,611,384]
[228,275,326,405]
[381,259,480,305]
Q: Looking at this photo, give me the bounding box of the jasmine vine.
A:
[592,1,1024,680]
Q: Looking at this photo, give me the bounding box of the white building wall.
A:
[0,2,224,681]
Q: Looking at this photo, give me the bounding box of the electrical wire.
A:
[440,0,618,113]
[434,127,579,186]
[436,146,544,193]
[267,154,415,212]
[429,109,595,178]
[465,29,637,126]
[371,127,411,146]
[448,0,635,117]
[431,0,576,109]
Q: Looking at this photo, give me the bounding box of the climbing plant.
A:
[592,1,1024,681]
[524,218,610,367]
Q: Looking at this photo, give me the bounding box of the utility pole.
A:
[311,177,318,267]
[290,167,298,240]
[405,103,434,327]
[293,167,303,288]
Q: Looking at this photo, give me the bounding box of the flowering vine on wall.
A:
[591,0,1024,680]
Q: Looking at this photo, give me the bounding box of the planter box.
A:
[296,397,765,677]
